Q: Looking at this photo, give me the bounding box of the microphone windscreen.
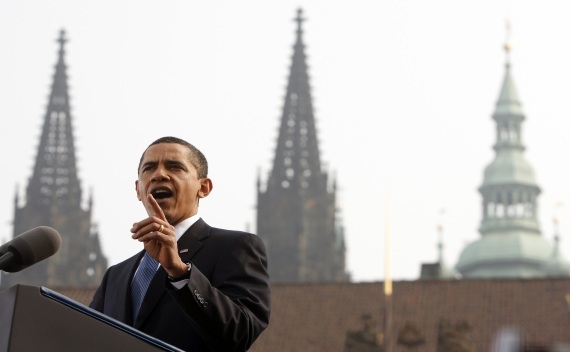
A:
[0,226,62,272]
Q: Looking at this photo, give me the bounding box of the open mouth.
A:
[151,188,173,200]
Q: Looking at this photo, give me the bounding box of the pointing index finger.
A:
[146,194,167,221]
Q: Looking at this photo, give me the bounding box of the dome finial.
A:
[503,19,512,64]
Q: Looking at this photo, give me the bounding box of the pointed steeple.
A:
[495,23,523,116]
[27,29,82,208]
[268,8,323,193]
[494,64,524,119]
[257,9,348,283]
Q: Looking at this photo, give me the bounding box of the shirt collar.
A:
[174,214,200,242]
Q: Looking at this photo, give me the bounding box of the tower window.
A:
[496,204,505,218]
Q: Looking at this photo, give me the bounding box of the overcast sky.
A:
[1,1,570,282]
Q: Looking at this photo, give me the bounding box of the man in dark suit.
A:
[90,136,271,351]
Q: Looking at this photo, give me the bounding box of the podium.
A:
[0,285,183,352]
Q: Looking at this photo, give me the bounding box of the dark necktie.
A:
[131,252,159,320]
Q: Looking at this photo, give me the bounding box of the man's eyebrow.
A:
[139,159,187,171]
[140,161,158,169]
[164,159,187,168]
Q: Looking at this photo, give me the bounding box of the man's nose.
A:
[151,166,169,181]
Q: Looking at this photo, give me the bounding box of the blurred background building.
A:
[256,9,349,283]
[0,30,107,288]
[421,32,570,280]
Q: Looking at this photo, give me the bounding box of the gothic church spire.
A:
[257,9,348,283]
[268,9,323,192]
[2,30,107,288]
[27,29,82,208]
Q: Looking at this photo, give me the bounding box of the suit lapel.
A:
[133,218,210,328]
[177,218,210,263]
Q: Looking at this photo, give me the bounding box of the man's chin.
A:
[155,198,174,212]
[155,203,172,218]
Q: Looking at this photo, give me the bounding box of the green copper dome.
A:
[542,253,570,277]
[482,150,538,187]
[456,233,556,278]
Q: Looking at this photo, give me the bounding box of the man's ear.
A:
[198,178,213,199]
[135,180,142,201]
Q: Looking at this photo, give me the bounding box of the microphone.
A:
[0,226,62,272]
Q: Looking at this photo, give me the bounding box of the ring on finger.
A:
[158,224,164,233]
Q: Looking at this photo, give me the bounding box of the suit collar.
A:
[174,214,200,241]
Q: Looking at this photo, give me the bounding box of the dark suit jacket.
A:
[89,219,271,351]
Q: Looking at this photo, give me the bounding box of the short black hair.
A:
[138,136,208,178]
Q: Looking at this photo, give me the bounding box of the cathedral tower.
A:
[455,34,569,278]
[256,9,349,283]
[1,30,107,287]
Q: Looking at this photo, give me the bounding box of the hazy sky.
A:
[1,1,570,282]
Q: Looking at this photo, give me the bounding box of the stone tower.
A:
[257,9,349,283]
[1,30,107,288]
[455,35,570,278]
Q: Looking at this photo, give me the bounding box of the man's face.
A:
[135,143,211,225]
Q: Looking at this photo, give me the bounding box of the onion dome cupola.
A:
[455,31,565,278]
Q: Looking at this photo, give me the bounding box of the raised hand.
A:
[131,194,188,277]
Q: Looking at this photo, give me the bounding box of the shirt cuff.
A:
[167,262,191,290]
[170,278,190,290]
